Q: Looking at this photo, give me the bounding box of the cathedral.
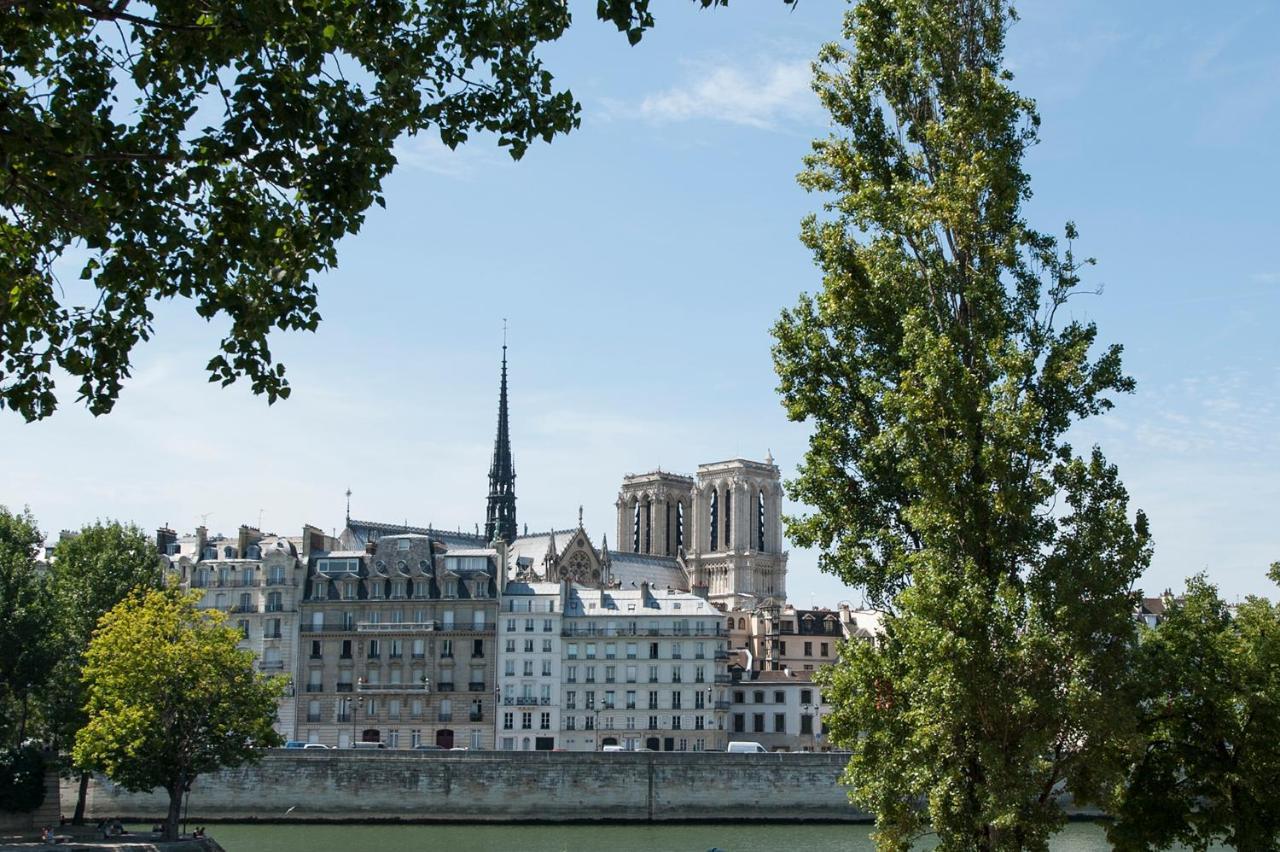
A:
[342,345,788,611]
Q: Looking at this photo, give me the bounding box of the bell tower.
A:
[685,455,787,608]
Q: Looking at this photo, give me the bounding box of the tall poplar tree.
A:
[772,2,1151,849]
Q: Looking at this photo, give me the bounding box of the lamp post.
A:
[351,678,366,747]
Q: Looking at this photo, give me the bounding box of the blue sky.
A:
[3,0,1278,605]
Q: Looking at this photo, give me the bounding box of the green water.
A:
[189,822,1149,852]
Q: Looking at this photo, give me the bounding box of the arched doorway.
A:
[361,728,380,743]
[601,737,618,747]
[436,729,454,749]
[645,737,660,752]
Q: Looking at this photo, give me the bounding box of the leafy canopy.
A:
[774,1,1149,849]
[73,587,285,839]
[0,506,60,746]
[0,0,786,421]
[1109,571,1280,852]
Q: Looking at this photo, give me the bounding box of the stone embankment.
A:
[64,751,867,823]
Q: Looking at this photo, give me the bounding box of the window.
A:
[567,644,578,660]
[310,640,322,659]
[800,689,813,704]
[801,715,814,735]
[626,665,637,684]
[626,690,637,710]
[542,660,552,677]
[507,618,516,632]
[523,661,534,677]
[672,643,682,659]
[605,690,616,709]
[648,691,658,710]
[672,692,682,709]
[626,643,637,659]
[753,690,765,704]
[774,691,785,704]
[412,639,425,659]
[605,643,617,660]
[389,640,402,659]
[672,666,682,683]
[506,638,516,653]
[586,643,597,659]
[472,639,484,658]
[648,665,658,683]
[649,642,659,659]
[775,713,786,733]
[605,666,616,684]
[543,619,553,633]
[566,716,576,731]
[695,691,705,710]
[585,666,596,684]
[441,639,453,658]
[474,610,486,629]
[542,639,552,653]
[733,713,745,733]
[567,691,577,710]
[505,660,516,676]
[567,665,577,683]
[524,639,534,653]
[695,665,705,684]
[521,712,533,730]
[442,609,455,629]
[733,690,744,703]
[753,713,765,733]
[540,712,551,730]
[821,642,829,656]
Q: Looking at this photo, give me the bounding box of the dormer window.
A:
[472,580,486,599]
[445,580,457,599]
[397,539,410,551]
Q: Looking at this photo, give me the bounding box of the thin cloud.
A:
[633,59,817,130]
[393,133,505,179]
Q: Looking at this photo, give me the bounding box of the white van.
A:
[601,745,625,753]
[726,741,767,753]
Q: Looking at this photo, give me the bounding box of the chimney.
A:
[156,526,177,556]
[196,526,208,561]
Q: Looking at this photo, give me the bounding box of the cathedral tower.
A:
[484,344,517,544]
[684,456,787,607]
[615,471,694,557]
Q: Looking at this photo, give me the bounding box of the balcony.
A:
[258,660,285,670]
[305,684,324,693]
[336,683,354,693]
[300,623,353,633]
[265,604,285,613]
[469,712,484,722]
[437,682,454,692]
[357,682,428,692]
[514,697,539,706]
[715,700,732,710]
[714,649,730,661]
[264,632,283,640]
[336,713,352,723]
[265,577,297,587]
[228,604,258,614]
[438,713,453,723]
[357,621,438,633]
[306,714,322,722]
[714,674,732,684]
[468,682,486,692]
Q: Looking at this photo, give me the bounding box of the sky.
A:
[3,0,1278,606]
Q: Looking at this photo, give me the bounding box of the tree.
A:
[0,506,60,748]
[73,587,286,841]
[1109,569,1280,852]
[44,521,164,823]
[772,1,1150,849]
[0,0,788,422]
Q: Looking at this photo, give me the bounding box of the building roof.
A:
[607,551,689,592]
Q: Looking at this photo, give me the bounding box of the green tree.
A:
[1109,569,1280,852]
[44,521,164,823]
[73,587,285,841]
[0,506,59,747]
[773,1,1150,849]
[0,0,787,422]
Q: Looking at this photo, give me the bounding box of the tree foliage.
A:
[774,1,1150,849]
[0,0,783,421]
[1109,570,1280,852]
[42,521,165,821]
[0,745,47,813]
[73,587,285,840]
[0,506,59,747]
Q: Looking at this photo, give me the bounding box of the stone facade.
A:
[295,533,499,749]
[560,583,730,752]
[495,581,562,751]
[726,671,830,752]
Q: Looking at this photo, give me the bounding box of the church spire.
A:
[484,335,517,544]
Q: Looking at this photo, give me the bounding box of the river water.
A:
[185,821,1214,851]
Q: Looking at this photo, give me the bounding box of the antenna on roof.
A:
[344,488,352,526]
[199,512,212,526]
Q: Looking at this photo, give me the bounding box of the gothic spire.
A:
[484,338,517,544]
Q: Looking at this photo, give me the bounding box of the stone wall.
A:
[64,751,869,823]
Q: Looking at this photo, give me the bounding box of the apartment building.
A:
[495,579,562,751]
[726,671,830,752]
[296,533,499,749]
[560,583,730,752]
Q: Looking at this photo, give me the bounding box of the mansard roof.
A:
[607,551,689,593]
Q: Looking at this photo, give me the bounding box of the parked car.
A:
[413,744,445,751]
[352,741,387,750]
[601,745,626,753]
[282,741,307,749]
[301,743,330,750]
[726,741,767,753]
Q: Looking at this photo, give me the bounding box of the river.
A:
[174,821,1221,851]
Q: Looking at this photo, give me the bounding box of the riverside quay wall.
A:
[64,751,868,823]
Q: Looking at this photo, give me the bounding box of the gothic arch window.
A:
[643,499,652,554]
[758,489,766,552]
[676,502,684,551]
[632,502,640,554]
[723,488,732,549]
[708,490,718,552]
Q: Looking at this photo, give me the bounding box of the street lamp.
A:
[351,678,366,747]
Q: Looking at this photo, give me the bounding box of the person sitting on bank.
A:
[40,825,54,843]
[193,826,206,838]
